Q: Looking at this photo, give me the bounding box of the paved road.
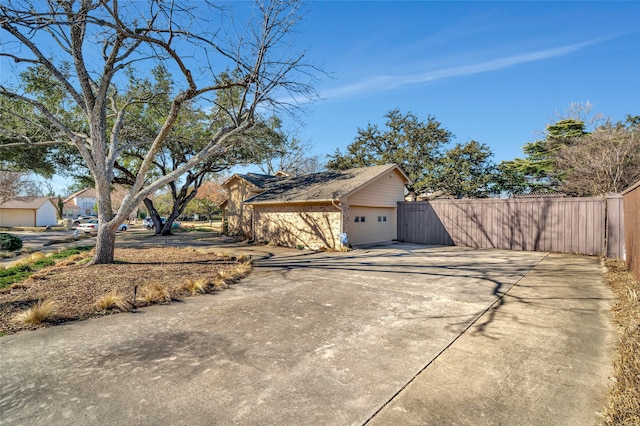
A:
[0,241,614,425]
[4,230,80,249]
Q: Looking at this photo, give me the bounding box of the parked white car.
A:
[77,219,128,234]
[73,215,97,226]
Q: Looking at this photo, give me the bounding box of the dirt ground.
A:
[0,246,248,335]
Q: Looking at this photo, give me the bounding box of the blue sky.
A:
[32,1,639,192]
[278,0,640,167]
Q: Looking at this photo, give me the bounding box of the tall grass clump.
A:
[141,282,172,304]
[182,278,209,295]
[15,300,56,325]
[96,291,132,312]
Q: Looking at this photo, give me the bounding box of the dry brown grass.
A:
[55,254,87,267]
[140,282,173,304]
[601,259,640,425]
[29,252,46,262]
[181,278,209,295]
[231,262,253,280]
[0,247,252,334]
[96,291,132,312]
[14,299,56,325]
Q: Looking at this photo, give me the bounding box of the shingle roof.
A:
[239,173,284,188]
[244,164,407,204]
[223,172,283,190]
[0,197,53,209]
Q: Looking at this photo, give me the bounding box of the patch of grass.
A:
[0,263,33,288]
[49,246,93,260]
[212,278,229,291]
[14,299,56,326]
[182,278,209,295]
[0,246,93,290]
[601,259,640,425]
[54,254,86,267]
[29,252,45,261]
[141,282,172,304]
[231,262,252,280]
[215,268,233,281]
[96,291,132,312]
[32,258,55,269]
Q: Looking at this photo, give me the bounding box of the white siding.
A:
[346,169,406,207]
[36,201,58,226]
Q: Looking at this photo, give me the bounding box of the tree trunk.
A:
[143,198,164,235]
[92,224,117,265]
[159,174,201,236]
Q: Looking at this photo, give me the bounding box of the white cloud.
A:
[320,35,618,101]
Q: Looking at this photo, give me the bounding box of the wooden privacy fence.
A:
[622,180,640,281]
[397,196,625,258]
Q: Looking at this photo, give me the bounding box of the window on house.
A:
[354,216,359,223]
[383,216,387,222]
[377,216,382,222]
[360,216,365,222]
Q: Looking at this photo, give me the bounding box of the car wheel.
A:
[74,221,80,226]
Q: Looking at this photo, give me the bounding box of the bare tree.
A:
[0,0,315,263]
[557,119,640,196]
[258,136,323,176]
[552,101,608,131]
[0,170,40,205]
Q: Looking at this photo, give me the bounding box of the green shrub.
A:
[0,234,23,251]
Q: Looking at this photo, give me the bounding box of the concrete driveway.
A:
[0,242,614,425]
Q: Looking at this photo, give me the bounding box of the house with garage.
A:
[222,172,289,237]
[0,197,58,227]
[224,164,410,250]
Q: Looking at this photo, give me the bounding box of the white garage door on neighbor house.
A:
[348,206,396,246]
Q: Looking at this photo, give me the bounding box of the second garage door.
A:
[347,206,396,246]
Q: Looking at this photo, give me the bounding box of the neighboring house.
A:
[224,164,410,250]
[0,197,58,227]
[62,185,136,219]
[222,172,286,237]
[63,187,97,218]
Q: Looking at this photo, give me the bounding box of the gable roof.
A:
[64,187,95,202]
[223,172,283,190]
[244,164,409,205]
[63,184,131,203]
[0,197,54,210]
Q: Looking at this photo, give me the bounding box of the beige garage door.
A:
[0,209,34,227]
[348,207,396,246]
